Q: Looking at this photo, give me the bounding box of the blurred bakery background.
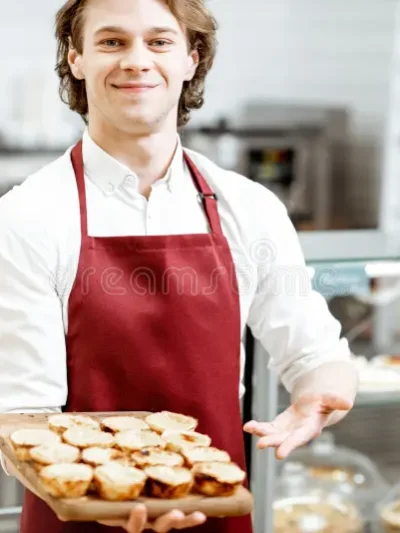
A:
[3,1,400,533]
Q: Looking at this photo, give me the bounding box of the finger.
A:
[151,510,206,532]
[321,394,353,412]
[172,512,207,530]
[276,425,320,460]
[151,510,186,533]
[126,504,148,532]
[256,432,290,450]
[243,420,279,437]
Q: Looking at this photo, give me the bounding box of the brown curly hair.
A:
[55,0,218,128]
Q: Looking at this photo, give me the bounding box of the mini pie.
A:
[380,500,400,531]
[192,462,246,497]
[10,429,61,461]
[145,412,197,434]
[101,416,149,433]
[162,430,211,452]
[115,430,165,452]
[181,446,230,468]
[93,462,146,501]
[144,465,193,499]
[81,447,127,467]
[48,414,100,435]
[62,427,114,449]
[131,448,184,469]
[29,443,80,470]
[39,463,93,498]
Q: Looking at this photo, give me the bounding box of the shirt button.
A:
[126,176,134,184]
[107,183,115,193]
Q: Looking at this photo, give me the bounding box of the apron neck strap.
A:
[183,152,223,235]
[71,140,89,238]
[71,141,223,237]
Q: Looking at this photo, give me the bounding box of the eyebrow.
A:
[93,25,179,38]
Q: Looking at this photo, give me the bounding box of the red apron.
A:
[20,141,253,533]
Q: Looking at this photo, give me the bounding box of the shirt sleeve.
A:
[0,190,68,412]
[246,194,351,393]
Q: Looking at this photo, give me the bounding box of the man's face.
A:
[69,0,198,133]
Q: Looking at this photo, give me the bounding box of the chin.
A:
[120,113,167,132]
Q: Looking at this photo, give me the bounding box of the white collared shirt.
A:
[0,130,350,414]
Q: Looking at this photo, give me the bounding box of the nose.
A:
[119,39,153,73]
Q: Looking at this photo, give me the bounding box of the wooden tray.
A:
[0,412,253,522]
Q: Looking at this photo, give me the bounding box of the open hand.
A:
[98,504,207,532]
[243,393,353,460]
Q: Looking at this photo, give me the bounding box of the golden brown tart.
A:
[81,447,127,467]
[62,427,114,449]
[145,412,197,434]
[144,465,193,499]
[48,414,100,435]
[162,430,211,452]
[181,446,230,468]
[115,429,165,453]
[100,416,149,433]
[10,429,61,461]
[192,462,246,497]
[29,443,80,471]
[130,448,184,469]
[93,462,146,501]
[39,463,93,498]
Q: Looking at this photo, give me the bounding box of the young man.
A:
[0,0,358,532]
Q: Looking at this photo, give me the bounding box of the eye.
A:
[149,39,172,48]
[101,39,122,48]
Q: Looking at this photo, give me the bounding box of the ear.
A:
[68,46,85,80]
[184,49,199,82]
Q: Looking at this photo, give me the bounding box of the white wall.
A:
[0,0,396,226]
[199,0,396,227]
[380,3,400,233]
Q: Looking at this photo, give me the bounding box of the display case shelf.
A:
[299,229,400,266]
[278,386,400,411]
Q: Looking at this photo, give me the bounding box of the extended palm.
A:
[243,393,352,459]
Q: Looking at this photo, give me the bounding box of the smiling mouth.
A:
[113,83,158,93]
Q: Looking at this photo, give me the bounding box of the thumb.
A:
[320,394,353,412]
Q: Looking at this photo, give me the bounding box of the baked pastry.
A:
[39,463,93,498]
[93,462,146,501]
[274,498,363,533]
[10,429,61,461]
[29,443,80,471]
[115,430,164,453]
[162,430,211,452]
[380,500,400,533]
[131,448,184,469]
[192,462,246,497]
[62,427,114,449]
[181,446,230,468]
[48,414,100,435]
[81,447,127,467]
[101,416,149,433]
[144,465,193,499]
[145,412,197,434]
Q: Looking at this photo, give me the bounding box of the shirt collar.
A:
[82,129,185,195]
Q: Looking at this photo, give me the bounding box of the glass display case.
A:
[248,229,400,533]
[273,462,363,533]
[371,483,400,533]
[276,432,388,519]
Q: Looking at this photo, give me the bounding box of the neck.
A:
[87,117,179,197]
